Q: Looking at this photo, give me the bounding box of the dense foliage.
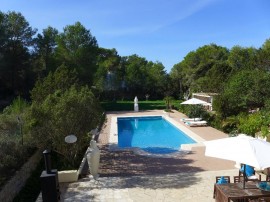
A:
[171,40,270,137]
[170,44,230,96]
[25,66,103,167]
[214,70,270,118]
[0,97,35,189]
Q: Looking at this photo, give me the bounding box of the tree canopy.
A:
[25,66,103,167]
[1,10,270,123]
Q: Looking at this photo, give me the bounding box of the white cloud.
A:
[96,0,216,37]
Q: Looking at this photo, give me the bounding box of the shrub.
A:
[30,65,78,104]
[25,85,103,168]
[179,105,206,118]
[221,116,238,134]
[0,96,34,189]
[237,111,270,137]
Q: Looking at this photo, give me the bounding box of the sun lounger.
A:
[185,120,207,127]
[180,118,202,122]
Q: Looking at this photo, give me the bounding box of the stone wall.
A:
[0,149,42,202]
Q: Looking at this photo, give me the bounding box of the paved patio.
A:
[57,110,240,201]
[60,169,238,202]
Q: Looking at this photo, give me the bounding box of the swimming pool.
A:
[117,116,196,154]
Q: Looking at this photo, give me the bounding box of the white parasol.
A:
[181,98,208,105]
[204,134,270,188]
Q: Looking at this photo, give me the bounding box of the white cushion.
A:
[247,175,258,180]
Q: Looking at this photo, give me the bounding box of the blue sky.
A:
[1,0,270,72]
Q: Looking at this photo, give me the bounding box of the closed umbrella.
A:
[204,134,270,188]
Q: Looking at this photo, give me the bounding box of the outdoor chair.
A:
[264,168,270,181]
[238,167,270,202]
[213,176,230,198]
[234,176,241,183]
[238,164,261,183]
[216,176,230,183]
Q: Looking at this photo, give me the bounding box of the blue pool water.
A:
[117,116,196,154]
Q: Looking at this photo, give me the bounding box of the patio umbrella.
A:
[181,98,207,105]
[181,98,207,119]
[204,134,270,188]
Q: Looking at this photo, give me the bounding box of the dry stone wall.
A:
[0,149,42,202]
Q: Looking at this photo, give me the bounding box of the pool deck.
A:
[57,110,241,202]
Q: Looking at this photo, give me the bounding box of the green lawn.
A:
[101,100,181,111]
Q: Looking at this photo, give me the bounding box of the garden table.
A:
[214,182,270,202]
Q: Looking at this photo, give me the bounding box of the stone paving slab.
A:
[59,169,239,202]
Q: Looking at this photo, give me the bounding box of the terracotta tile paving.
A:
[97,110,235,175]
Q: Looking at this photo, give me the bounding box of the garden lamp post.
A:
[64,134,77,166]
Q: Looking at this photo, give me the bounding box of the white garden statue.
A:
[86,140,100,180]
[134,96,139,112]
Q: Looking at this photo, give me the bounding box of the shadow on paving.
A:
[63,174,203,191]
[92,144,205,189]
[99,145,204,177]
[58,144,208,201]
[103,174,203,189]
